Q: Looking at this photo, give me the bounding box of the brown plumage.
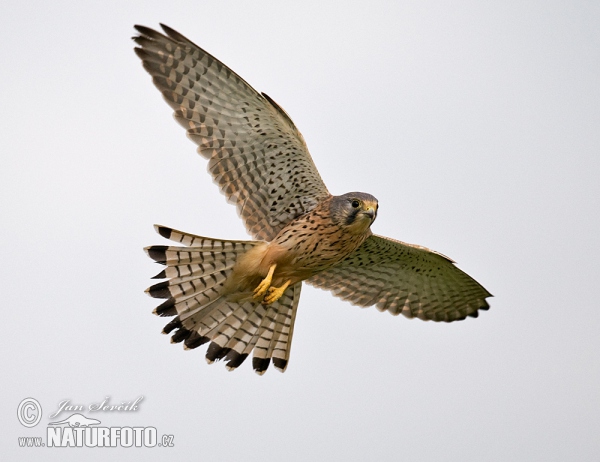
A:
[224,193,378,297]
[135,24,492,375]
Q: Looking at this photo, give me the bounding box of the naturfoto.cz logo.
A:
[17,397,174,449]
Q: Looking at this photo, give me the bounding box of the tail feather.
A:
[161,317,181,334]
[152,259,236,280]
[145,246,246,266]
[204,298,273,367]
[224,303,268,370]
[249,283,301,373]
[145,269,229,300]
[210,302,255,349]
[145,225,303,374]
[251,304,279,375]
[270,283,301,372]
[223,302,266,355]
[170,328,191,344]
[183,331,210,350]
[152,225,256,250]
[184,297,235,340]
[153,280,227,317]
[189,299,259,365]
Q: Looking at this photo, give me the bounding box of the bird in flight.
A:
[134,24,492,375]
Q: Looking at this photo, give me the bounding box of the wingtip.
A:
[133,24,157,38]
[158,23,199,48]
[132,44,145,56]
[158,23,172,33]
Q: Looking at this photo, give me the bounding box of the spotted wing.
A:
[307,235,492,322]
[134,24,330,241]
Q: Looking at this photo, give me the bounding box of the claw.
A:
[253,264,276,299]
[263,280,291,305]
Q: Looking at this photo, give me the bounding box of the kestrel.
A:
[134,24,492,375]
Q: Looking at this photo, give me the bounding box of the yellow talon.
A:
[253,264,276,299]
[263,280,291,305]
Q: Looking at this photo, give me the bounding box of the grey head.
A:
[330,192,379,233]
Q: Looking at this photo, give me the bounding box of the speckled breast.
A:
[271,202,371,273]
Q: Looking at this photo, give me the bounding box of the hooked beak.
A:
[363,207,376,221]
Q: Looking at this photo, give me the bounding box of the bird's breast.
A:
[267,209,370,283]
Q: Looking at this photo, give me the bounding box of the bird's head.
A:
[330,192,378,234]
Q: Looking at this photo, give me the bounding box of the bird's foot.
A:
[263,280,291,305]
[253,264,276,299]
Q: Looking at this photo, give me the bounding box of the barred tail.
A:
[144,225,301,374]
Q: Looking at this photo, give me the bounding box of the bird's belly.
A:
[269,228,368,284]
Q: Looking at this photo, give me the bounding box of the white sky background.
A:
[2,0,599,460]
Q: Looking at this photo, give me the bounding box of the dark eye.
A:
[351,200,360,208]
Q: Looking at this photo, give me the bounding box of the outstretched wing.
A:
[307,235,492,322]
[134,24,330,241]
